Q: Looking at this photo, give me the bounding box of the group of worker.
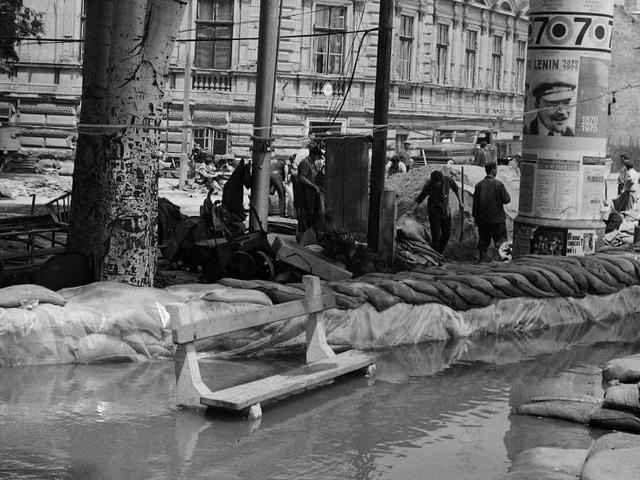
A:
[414,161,510,263]
[218,138,510,262]
[220,143,327,237]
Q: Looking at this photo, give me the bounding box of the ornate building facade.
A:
[0,0,529,157]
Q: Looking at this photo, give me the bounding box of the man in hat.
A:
[473,141,487,166]
[415,169,462,254]
[525,81,576,136]
[398,141,413,171]
[473,161,511,262]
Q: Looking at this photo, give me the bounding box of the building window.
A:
[195,0,233,70]
[395,134,408,153]
[193,127,228,155]
[465,30,477,88]
[313,5,346,74]
[436,24,449,84]
[515,40,526,93]
[398,15,414,81]
[491,35,503,90]
[78,0,86,61]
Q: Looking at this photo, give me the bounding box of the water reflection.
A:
[1,315,640,479]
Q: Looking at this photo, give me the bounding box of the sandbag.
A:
[0,284,67,308]
[200,287,272,306]
[580,445,640,480]
[603,384,640,415]
[75,333,146,364]
[164,283,225,300]
[589,407,640,434]
[499,471,579,480]
[515,399,601,424]
[603,354,640,383]
[396,214,430,243]
[584,432,640,461]
[60,281,184,307]
[505,447,587,480]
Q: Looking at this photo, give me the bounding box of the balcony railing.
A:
[192,71,232,92]
[311,79,345,97]
[398,86,412,101]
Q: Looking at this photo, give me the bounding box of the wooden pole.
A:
[460,166,464,242]
[249,0,280,232]
[367,0,393,250]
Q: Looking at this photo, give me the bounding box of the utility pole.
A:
[249,0,280,232]
[368,0,393,250]
[179,0,193,189]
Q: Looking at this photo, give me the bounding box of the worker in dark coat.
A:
[415,170,461,254]
[291,147,322,234]
[472,161,511,262]
[270,157,288,217]
[222,159,251,223]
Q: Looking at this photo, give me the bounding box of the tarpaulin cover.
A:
[3,280,640,366]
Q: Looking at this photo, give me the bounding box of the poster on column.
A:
[520,0,613,222]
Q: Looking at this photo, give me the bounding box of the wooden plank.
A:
[171,294,336,345]
[272,236,352,281]
[303,275,335,363]
[171,304,217,408]
[200,350,377,411]
[377,189,397,267]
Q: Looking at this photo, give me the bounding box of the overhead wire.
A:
[2,28,379,45]
[11,81,639,142]
[179,5,332,31]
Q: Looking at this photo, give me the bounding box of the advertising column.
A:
[513,0,612,257]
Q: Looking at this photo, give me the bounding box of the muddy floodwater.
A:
[2,316,640,480]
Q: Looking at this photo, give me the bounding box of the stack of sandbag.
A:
[220,250,640,314]
[0,282,272,366]
[395,214,444,268]
[501,433,640,480]
[516,352,640,435]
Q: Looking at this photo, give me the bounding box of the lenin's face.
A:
[537,96,572,133]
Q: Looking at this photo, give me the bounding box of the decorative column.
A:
[513,0,613,257]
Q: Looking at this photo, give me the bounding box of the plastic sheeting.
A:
[3,282,640,366]
[0,282,269,366]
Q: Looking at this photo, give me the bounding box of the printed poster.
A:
[566,229,596,255]
[519,0,613,223]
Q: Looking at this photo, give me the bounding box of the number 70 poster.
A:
[518,0,612,222]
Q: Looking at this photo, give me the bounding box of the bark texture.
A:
[67,0,186,286]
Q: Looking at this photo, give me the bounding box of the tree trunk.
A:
[67,0,186,287]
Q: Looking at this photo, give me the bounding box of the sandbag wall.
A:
[3,248,640,365]
[508,354,640,480]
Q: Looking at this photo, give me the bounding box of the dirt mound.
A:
[386,164,520,261]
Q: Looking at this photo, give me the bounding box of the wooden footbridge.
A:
[169,275,377,419]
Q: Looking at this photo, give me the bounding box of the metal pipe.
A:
[179,0,193,189]
[249,0,280,232]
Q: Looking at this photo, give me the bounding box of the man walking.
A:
[472,162,511,262]
[415,170,461,254]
